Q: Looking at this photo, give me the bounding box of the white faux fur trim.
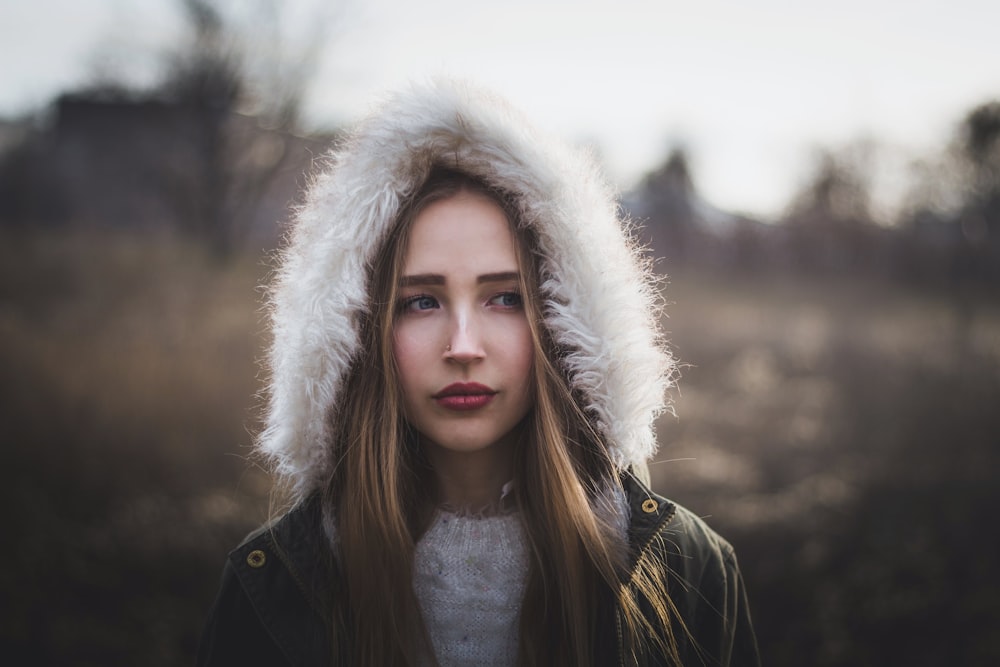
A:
[259,78,675,498]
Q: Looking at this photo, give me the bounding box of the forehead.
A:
[402,192,519,274]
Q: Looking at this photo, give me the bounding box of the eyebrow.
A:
[399,271,519,287]
[478,271,520,284]
[400,274,444,287]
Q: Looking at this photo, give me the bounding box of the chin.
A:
[419,424,521,457]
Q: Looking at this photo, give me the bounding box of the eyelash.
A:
[489,291,523,308]
[398,291,523,313]
[400,294,439,312]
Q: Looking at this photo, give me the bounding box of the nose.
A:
[444,309,485,364]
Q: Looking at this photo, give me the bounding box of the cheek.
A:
[393,322,437,393]
[392,330,419,392]
[507,322,535,390]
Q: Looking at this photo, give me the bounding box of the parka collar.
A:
[229,473,677,630]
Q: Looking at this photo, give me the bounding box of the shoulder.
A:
[664,503,740,576]
[229,495,334,618]
[624,473,743,598]
[238,495,330,563]
[622,472,737,573]
[622,473,761,666]
[198,496,336,667]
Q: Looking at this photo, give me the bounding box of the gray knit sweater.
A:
[413,510,528,666]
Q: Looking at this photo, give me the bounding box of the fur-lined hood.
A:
[260,78,674,499]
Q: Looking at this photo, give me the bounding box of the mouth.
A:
[433,382,497,410]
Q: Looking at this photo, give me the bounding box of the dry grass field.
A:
[0,230,271,665]
[658,267,1000,666]
[1,229,998,665]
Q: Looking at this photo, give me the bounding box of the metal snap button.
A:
[641,498,658,514]
[247,549,267,568]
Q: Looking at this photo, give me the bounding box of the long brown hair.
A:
[324,166,679,665]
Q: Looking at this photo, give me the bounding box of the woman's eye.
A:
[490,291,523,308]
[401,295,439,312]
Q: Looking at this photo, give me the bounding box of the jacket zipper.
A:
[618,501,677,666]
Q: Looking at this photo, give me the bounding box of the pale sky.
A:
[2,0,998,219]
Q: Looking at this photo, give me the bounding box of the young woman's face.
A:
[393,191,534,459]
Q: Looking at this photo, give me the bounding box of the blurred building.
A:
[0,91,333,252]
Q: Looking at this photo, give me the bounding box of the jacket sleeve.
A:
[681,542,761,667]
[196,559,291,667]
[708,545,760,666]
[656,503,761,667]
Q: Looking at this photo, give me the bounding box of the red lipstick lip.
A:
[433,382,496,399]
[433,383,497,411]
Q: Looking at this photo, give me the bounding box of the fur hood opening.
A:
[259,78,675,499]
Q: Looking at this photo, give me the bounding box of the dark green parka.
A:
[198,475,759,666]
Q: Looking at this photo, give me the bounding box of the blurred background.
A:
[1,1,998,665]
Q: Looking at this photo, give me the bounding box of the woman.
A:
[198,79,760,666]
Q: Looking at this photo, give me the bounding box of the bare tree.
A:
[785,143,874,227]
[958,101,1000,254]
[160,0,334,257]
[780,142,881,274]
[630,146,699,262]
[949,101,1000,346]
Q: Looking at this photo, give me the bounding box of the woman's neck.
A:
[421,436,516,512]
